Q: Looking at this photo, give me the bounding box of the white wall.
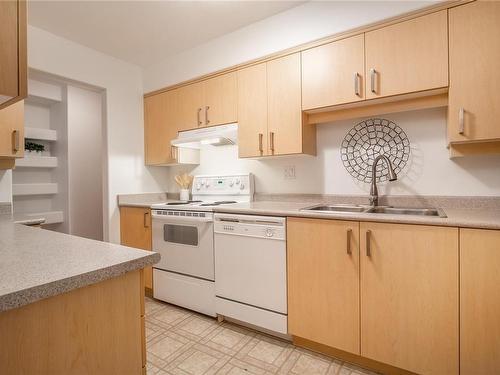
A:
[148,0,500,199]
[143,1,434,92]
[169,108,500,197]
[67,85,103,240]
[28,26,169,243]
[0,171,12,204]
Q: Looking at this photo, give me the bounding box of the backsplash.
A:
[169,107,500,197]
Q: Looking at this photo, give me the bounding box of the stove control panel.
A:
[192,174,254,198]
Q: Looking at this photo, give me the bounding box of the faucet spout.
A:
[369,155,398,207]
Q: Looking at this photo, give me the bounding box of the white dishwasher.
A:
[214,213,287,334]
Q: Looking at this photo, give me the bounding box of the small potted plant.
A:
[25,141,45,156]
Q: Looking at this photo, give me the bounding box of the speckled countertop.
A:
[0,216,160,313]
[117,192,176,208]
[213,201,500,230]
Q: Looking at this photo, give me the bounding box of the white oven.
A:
[152,210,214,280]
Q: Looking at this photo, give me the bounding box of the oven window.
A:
[163,224,199,246]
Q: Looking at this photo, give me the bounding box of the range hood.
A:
[171,123,238,149]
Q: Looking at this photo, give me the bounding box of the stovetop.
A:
[151,200,240,212]
[151,174,254,212]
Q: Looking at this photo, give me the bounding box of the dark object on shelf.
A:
[25,141,45,153]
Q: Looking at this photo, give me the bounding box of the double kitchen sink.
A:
[302,204,447,218]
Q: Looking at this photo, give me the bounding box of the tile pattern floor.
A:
[145,298,379,375]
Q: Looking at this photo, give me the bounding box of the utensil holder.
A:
[180,189,189,201]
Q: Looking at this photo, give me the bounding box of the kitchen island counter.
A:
[0,215,159,312]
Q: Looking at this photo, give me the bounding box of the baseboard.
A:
[292,336,417,375]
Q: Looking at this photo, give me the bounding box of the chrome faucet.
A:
[369,155,398,207]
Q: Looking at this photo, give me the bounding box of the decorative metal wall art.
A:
[341,118,410,183]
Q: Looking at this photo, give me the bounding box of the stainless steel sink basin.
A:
[302,204,447,218]
[367,207,447,218]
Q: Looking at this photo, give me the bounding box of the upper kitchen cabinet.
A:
[267,53,315,156]
[203,72,237,127]
[175,73,237,129]
[144,90,199,166]
[176,82,205,129]
[448,1,500,144]
[302,34,365,110]
[238,53,316,158]
[0,100,24,165]
[144,90,177,165]
[365,10,448,100]
[0,0,27,110]
[237,63,268,158]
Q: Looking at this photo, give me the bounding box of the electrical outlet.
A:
[284,165,296,180]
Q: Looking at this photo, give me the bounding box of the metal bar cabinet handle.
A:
[458,108,465,135]
[144,212,150,228]
[197,108,202,127]
[354,73,360,97]
[205,106,210,125]
[12,130,20,153]
[258,133,263,153]
[366,230,372,257]
[346,228,352,255]
[370,68,377,94]
[269,132,275,153]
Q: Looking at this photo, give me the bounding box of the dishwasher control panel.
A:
[214,214,286,241]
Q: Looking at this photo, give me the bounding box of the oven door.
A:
[152,211,214,281]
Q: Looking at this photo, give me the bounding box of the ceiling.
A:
[28,1,303,68]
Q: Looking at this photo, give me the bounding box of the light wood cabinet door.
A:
[460,228,500,375]
[288,218,360,354]
[237,63,268,158]
[0,100,24,159]
[120,207,153,291]
[0,1,19,102]
[267,53,303,155]
[176,82,205,130]
[144,90,179,165]
[360,222,458,375]
[302,34,365,110]
[365,10,448,100]
[0,0,26,110]
[204,72,237,127]
[448,2,500,143]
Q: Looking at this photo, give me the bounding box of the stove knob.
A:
[201,180,206,186]
[196,183,201,190]
[239,183,245,190]
[229,180,234,187]
[235,179,240,185]
[205,180,210,187]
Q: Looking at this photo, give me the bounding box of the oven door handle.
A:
[152,214,213,224]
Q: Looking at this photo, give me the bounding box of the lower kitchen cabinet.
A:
[360,222,459,375]
[288,218,459,375]
[287,218,360,354]
[120,207,153,293]
[460,228,500,375]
